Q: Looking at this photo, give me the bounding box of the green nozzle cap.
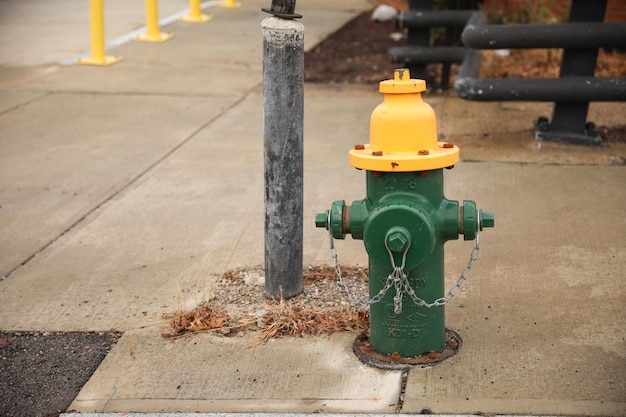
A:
[315,211,329,228]
[481,211,495,229]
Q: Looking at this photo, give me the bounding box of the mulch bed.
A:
[305,9,406,84]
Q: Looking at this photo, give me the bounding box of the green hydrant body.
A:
[315,69,494,362]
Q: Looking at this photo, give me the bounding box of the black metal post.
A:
[407,0,434,86]
[261,1,303,299]
[550,0,607,138]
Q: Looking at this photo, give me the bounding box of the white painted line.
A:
[59,0,222,66]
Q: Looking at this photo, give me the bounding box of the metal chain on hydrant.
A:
[329,223,481,311]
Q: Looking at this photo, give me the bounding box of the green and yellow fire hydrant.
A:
[315,69,494,367]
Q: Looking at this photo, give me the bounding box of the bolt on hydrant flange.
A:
[315,69,494,369]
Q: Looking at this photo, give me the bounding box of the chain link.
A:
[330,216,481,311]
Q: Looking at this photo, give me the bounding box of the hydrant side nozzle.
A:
[314,202,347,239]
[329,200,347,239]
[459,202,495,240]
[460,200,478,241]
[348,199,369,240]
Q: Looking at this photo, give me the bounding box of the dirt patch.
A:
[163,266,370,344]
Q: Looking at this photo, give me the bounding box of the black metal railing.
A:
[454,0,626,146]
[389,0,479,91]
[391,0,626,145]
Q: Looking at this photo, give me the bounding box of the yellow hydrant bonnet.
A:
[349,68,460,172]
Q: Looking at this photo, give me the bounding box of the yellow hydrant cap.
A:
[349,68,460,172]
[379,68,426,94]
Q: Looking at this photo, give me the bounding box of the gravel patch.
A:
[218,265,369,313]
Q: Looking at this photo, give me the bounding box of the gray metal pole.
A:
[261,15,304,299]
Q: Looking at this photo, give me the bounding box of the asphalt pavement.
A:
[0,0,625,416]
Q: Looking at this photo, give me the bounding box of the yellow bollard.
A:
[136,0,173,42]
[220,0,241,8]
[180,0,213,22]
[77,0,122,66]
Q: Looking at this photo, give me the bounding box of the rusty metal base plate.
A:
[352,329,462,370]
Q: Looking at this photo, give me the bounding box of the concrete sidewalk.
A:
[0,0,625,415]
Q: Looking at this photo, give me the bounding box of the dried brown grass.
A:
[163,297,368,343]
[162,303,248,339]
[163,266,370,343]
[257,299,368,345]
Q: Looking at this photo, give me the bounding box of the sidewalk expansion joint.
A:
[395,368,408,413]
[0,92,51,117]
[1,91,250,281]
